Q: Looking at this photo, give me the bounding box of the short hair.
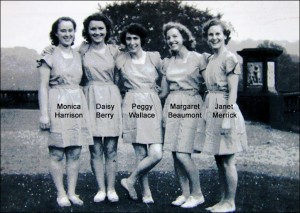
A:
[202,19,232,45]
[162,22,196,51]
[50,17,76,46]
[119,23,148,46]
[82,13,112,43]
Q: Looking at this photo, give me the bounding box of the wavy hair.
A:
[202,19,232,45]
[162,22,196,51]
[119,23,148,46]
[82,13,112,43]
[49,17,76,46]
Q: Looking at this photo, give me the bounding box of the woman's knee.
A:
[49,146,64,161]
[133,144,147,160]
[224,161,236,171]
[151,150,162,163]
[66,146,82,161]
[149,144,163,162]
[219,155,236,170]
[105,147,117,159]
[175,152,190,163]
[89,141,104,160]
[105,138,118,159]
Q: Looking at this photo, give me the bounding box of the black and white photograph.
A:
[1,1,299,212]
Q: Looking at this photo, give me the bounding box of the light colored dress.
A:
[163,51,206,153]
[81,44,122,137]
[116,51,163,144]
[194,49,248,155]
[38,47,93,148]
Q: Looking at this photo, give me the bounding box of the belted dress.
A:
[162,51,206,153]
[81,44,122,137]
[38,47,93,148]
[116,52,163,144]
[194,50,248,155]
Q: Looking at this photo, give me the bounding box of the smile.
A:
[169,43,178,47]
[210,41,220,45]
[92,34,104,37]
[63,37,72,42]
[209,38,220,43]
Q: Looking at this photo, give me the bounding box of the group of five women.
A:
[38,12,247,212]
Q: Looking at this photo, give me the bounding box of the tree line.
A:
[98,0,298,92]
[100,0,217,58]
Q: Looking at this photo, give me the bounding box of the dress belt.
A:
[50,84,80,89]
[206,90,228,94]
[127,88,156,93]
[86,81,114,86]
[170,88,199,96]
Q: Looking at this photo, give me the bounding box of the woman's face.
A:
[207,24,227,50]
[125,32,142,53]
[166,27,184,52]
[88,20,107,44]
[56,21,75,47]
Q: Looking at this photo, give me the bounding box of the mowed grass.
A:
[1,109,299,179]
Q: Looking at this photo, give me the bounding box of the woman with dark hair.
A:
[116,23,167,203]
[161,22,206,208]
[194,19,248,212]
[42,13,122,203]
[80,12,122,203]
[38,17,93,207]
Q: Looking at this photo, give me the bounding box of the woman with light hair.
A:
[194,19,248,212]
[161,22,206,208]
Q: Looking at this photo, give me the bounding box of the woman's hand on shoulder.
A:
[41,45,55,56]
[39,115,50,130]
[79,41,89,55]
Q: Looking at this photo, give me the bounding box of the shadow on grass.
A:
[1,170,299,212]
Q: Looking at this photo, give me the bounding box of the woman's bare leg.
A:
[104,136,119,202]
[49,146,71,207]
[66,146,83,206]
[89,137,106,202]
[121,143,162,200]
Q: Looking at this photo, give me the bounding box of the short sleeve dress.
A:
[194,50,248,155]
[116,51,163,144]
[163,51,206,153]
[82,44,122,137]
[38,47,93,148]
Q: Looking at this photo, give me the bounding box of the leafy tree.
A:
[257,40,299,92]
[99,0,218,58]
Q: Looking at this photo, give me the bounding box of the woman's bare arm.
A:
[38,63,51,129]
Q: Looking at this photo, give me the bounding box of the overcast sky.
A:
[1,1,299,53]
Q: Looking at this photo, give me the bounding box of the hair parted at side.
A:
[82,13,112,43]
[162,22,196,51]
[50,17,76,46]
[202,19,232,45]
[119,23,148,46]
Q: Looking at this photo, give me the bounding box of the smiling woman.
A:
[1,1,299,54]
[79,12,123,203]
[116,23,167,204]
[1,1,299,60]
[194,19,248,213]
[52,21,76,47]
[161,21,206,209]
[37,16,93,208]
[88,21,107,44]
